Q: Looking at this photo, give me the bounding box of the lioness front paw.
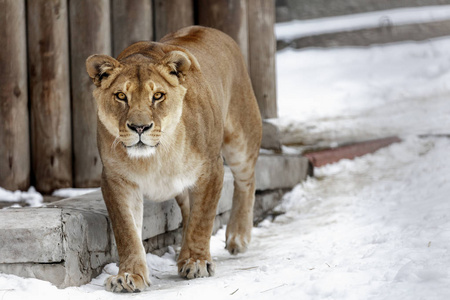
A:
[178,258,215,279]
[105,272,148,293]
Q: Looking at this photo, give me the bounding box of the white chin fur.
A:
[126,146,156,158]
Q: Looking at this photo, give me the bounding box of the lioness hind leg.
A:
[223,127,261,255]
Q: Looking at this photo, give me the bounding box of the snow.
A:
[276,5,450,41]
[274,37,450,147]
[0,187,98,209]
[51,188,99,198]
[278,136,450,299]
[0,186,43,207]
[2,9,450,300]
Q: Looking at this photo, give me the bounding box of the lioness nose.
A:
[127,123,153,135]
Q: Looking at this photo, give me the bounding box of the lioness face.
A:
[86,52,191,158]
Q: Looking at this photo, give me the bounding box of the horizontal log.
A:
[277,0,450,22]
[278,19,450,49]
[304,137,401,167]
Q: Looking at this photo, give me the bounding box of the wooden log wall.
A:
[153,0,194,41]
[0,0,30,191]
[112,0,153,57]
[248,0,277,119]
[70,0,111,188]
[197,0,249,66]
[27,0,72,193]
[0,0,277,193]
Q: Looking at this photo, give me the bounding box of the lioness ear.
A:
[86,54,120,87]
[161,51,192,78]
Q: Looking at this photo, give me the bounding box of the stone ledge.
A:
[255,153,310,190]
[261,121,282,151]
[0,153,310,287]
[0,209,63,264]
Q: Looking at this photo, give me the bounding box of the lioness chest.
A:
[125,152,202,202]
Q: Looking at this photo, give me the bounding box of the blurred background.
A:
[274,0,450,151]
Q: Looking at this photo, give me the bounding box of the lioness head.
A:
[86,49,193,158]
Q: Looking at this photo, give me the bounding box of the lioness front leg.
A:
[177,160,224,279]
[102,172,150,293]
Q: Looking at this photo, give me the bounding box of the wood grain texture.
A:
[153,0,194,41]
[196,0,248,65]
[112,0,153,57]
[248,0,277,119]
[69,0,111,187]
[0,0,30,191]
[27,0,72,193]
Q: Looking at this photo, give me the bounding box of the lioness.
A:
[86,26,262,293]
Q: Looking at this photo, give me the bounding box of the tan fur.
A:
[86,26,262,293]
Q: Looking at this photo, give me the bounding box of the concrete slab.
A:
[255,154,310,190]
[0,153,311,287]
[0,208,63,263]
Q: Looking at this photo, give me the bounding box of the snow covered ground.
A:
[274,36,450,147]
[2,7,450,300]
[2,137,450,300]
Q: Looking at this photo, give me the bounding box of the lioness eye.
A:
[153,92,164,101]
[115,92,127,101]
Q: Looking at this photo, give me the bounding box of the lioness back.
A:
[118,26,259,136]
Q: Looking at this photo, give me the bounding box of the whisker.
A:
[111,136,121,150]
[158,134,174,154]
